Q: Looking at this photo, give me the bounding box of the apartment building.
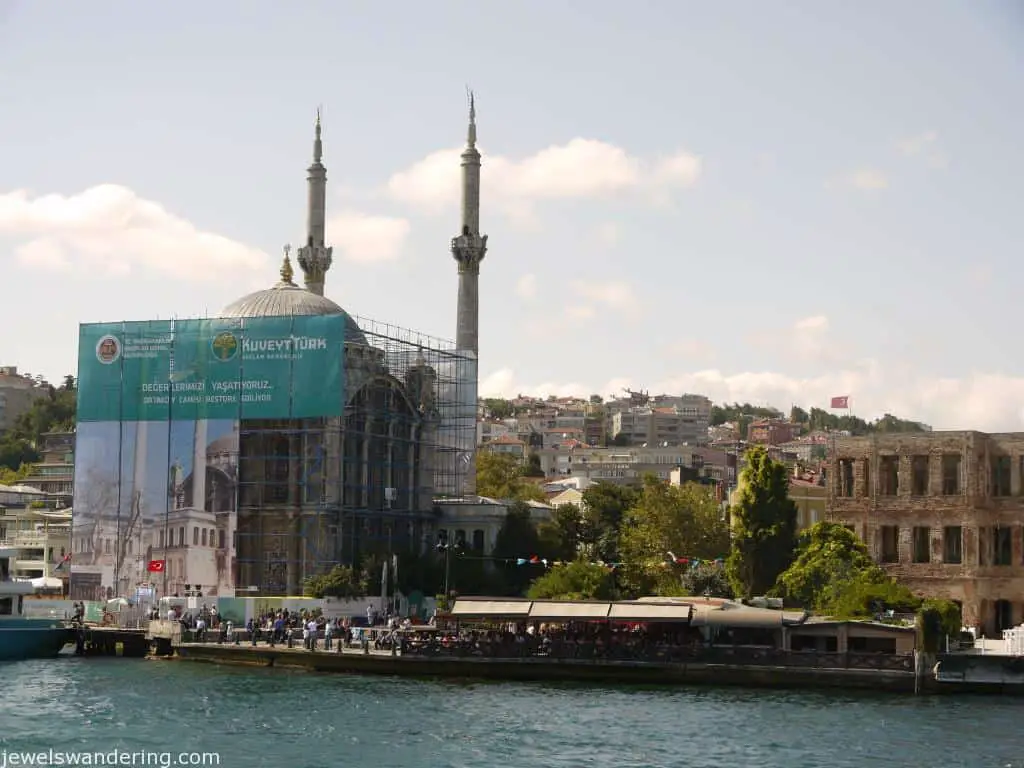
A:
[827,431,1024,636]
[0,366,44,434]
[21,430,75,503]
[536,444,734,486]
[748,418,797,446]
[604,393,712,446]
[0,482,70,585]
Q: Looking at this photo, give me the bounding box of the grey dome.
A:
[221,258,367,346]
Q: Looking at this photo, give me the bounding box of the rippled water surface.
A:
[1,657,1022,767]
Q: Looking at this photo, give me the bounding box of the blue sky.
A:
[1,1,1021,429]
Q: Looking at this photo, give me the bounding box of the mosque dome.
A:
[221,255,368,346]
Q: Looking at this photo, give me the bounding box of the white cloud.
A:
[846,169,889,190]
[564,305,596,323]
[479,363,1024,432]
[515,273,538,301]
[0,184,270,280]
[328,210,410,263]
[480,315,1024,431]
[593,222,620,248]
[570,279,638,311]
[898,131,947,169]
[386,140,701,219]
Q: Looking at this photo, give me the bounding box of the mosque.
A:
[70,102,486,600]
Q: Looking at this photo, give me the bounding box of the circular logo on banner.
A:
[211,331,239,362]
[95,335,121,365]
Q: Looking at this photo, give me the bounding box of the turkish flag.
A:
[830,396,849,409]
[146,560,166,573]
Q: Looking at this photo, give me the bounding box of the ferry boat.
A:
[0,547,72,661]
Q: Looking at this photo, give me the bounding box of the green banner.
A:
[77,315,346,421]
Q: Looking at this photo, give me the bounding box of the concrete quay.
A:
[173,641,921,693]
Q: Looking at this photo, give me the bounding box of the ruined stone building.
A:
[827,431,1024,636]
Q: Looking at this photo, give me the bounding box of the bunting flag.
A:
[502,553,727,570]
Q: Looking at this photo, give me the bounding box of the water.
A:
[1,657,1021,768]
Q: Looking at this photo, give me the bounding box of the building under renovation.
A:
[827,431,1024,637]
[70,106,485,601]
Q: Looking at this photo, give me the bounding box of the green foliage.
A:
[303,565,368,599]
[492,501,547,595]
[580,482,639,563]
[709,401,927,438]
[776,521,920,617]
[527,559,617,601]
[917,599,962,652]
[680,562,733,599]
[538,503,585,562]
[482,398,514,419]
[476,451,545,502]
[710,403,783,427]
[822,572,920,619]
[726,446,797,599]
[0,375,77,473]
[776,522,877,609]
[618,477,731,597]
[0,463,33,486]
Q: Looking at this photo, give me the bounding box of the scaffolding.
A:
[69,313,476,602]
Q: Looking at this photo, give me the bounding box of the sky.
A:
[1,1,1022,430]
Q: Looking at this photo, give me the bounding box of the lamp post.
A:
[436,533,464,605]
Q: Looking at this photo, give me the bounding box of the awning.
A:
[529,601,611,620]
[29,577,64,590]
[607,602,692,622]
[451,599,531,618]
[690,605,785,629]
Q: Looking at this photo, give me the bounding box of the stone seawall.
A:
[173,643,918,693]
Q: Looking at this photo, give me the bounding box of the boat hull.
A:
[0,618,73,661]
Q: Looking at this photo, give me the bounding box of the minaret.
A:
[296,110,334,296]
[451,92,488,355]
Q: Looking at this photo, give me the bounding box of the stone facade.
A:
[827,431,1024,636]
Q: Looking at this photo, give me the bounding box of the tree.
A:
[482,398,514,419]
[618,477,731,597]
[680,562,733,599]
[580,482,639,563]
[527,560,616,601]
[726,446,797,599]
[0,463,33,486]
[775,522,919,617]
[491,501,547,595]
[476,451,545,502]
[303,565,368,599]
[537,503,585,562]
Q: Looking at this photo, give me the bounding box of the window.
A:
[911,456,929,496]
[912,526,931,563]
[178,527,185,548]
[994,526,1012,566]
[941,454,961,495]
[879,456,899,496]
[838,459,854,497]
[193,527,199,546]
[472,529,485,551]
[991,456,1012,497]
[209,529,216,548]
[943,526,962,564]
[880,526,899,563]
[861,459,870,497]
[159,529,165,548]
[201,529,207,546]
[218,530,225,549]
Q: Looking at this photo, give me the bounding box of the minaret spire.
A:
[451,91,488,349]
[450,91,488,497]
[297,109,333,296]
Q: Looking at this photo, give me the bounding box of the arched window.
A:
[201,529,207,546]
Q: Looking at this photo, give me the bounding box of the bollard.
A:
[363,639,369,655]
[234,632,240,646]
[287,631,294,648]
[251,631,257,647]
[391,642,397,657]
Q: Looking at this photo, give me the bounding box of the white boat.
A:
[0,547,72,661]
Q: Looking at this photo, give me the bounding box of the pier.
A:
[172,639,922,693]
[73,626,151,657]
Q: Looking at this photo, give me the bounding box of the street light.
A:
[436,532,465,603]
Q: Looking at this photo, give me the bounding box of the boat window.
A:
[0,598,12,616]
